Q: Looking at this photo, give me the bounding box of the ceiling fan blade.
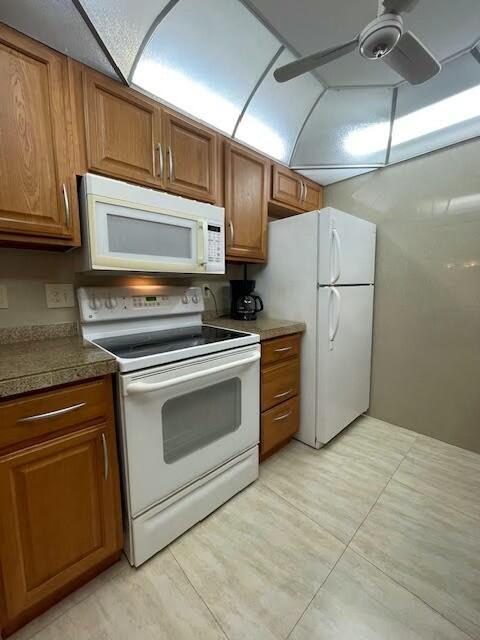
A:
[274,38,358,83]
[382,0,420,13]
[383,31,441,85]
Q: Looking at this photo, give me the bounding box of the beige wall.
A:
[0,248,242,328]
[326,138,480,453]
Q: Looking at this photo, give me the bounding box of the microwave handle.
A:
[197,220,208,266]
[125,352,260,396]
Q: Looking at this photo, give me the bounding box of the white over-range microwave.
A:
[77,173,225,274]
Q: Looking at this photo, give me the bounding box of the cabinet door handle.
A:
[101,432,109,480]
[229,219,234,245]
[274,388,293,399]
[304,182,308,203]
[156,142,164,179]
[299,181,305,202]
[274,410,292,422]
[167,146,174,180]
[62,183,70,227]
[274,346,292,353]
[17,402,86,423]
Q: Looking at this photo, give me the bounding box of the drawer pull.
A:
[101,432,109,480]
[274,346,292,353]
[17,402,86,423]
[274,410,292,422]
[274,388,293,399]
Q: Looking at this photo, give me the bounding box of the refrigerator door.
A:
[318,207,376,285]
[316,285,374,445]
[253,211,319,448]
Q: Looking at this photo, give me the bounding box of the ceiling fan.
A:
[274,0,441,86]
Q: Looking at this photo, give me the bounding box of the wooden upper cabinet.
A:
[224,141,269,263]
[0,25,79,247]
[271,164,304,210]
[83,69,162,188]
[162,111,217,202]
[0,423,121,623]
[270,163,323,214]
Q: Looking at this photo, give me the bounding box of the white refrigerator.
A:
[254,207,376,448]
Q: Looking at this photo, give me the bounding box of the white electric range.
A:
[77,285,260,566]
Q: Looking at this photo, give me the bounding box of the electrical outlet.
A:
[202,285,211,299]
[45,283,75,308]
[0,285,8,309]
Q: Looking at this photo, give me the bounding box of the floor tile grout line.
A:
[350,546,478,640]
[259,481,349,548]
[285,545,350,640]
[388,476,480,523]
[168,548,231,640]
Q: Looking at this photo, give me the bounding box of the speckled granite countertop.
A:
[205,316,306,341]
[0,337,118,399]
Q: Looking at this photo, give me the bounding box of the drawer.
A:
[261,358,299,412]
[261,333,300,367]
[0,377,112,451]
[261,396,299,458]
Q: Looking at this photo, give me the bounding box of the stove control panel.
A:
[77,286,204,323]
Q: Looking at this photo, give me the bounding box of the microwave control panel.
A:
[206,222,225,273]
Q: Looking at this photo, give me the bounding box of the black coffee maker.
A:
[230,267,264,321]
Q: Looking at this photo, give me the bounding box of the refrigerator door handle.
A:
[330,228,342,284]
[328,287,341,349]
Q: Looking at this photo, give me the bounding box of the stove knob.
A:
[182,295,189,304]
[88,295,101,311]
[192,294,199,304]
[105,296,118,309]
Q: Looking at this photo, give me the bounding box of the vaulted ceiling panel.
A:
[292,88,393,166]
[132,0,280,135]
[235,49,323,163]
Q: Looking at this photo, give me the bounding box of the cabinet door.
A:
[0,423,122,621]
[163,111,218,202]
[224,142,269,262]
[83,69,162,187]
[0,25,77,244]
[271,164,303,210]
[301,179,323,211]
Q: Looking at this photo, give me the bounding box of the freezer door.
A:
[316,285,374,445]
[318,208,376,285]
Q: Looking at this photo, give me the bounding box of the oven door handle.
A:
[125,352,260,396]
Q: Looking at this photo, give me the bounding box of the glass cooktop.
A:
[94,325,247,359]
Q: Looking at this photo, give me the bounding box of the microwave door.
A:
[88,196,205,273]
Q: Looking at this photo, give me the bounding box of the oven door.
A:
[119,346,260,517]
[86,195,207,273]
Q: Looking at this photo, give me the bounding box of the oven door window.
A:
[162,378,241,464]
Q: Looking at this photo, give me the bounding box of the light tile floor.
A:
[12,415,480,640]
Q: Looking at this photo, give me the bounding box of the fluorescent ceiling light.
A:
[133,59,286,159]
[344,84,480,158]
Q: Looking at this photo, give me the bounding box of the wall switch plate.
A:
[45,283,75,308]
[202,285,211,299]
[0,285,8,309]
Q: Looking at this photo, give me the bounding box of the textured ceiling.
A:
[1,0,479,185]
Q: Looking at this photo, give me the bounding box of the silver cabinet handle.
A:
[101,432,109,480]
[274,410,292,422]
[304,182,308,203]
[156,142,164,179]
[167,145,174,180]
[274,346,292,353]
[62,183,70,227]
[299,181,304,202]
[18,402,85,423]
[274,388,293,399]
[229,219,234,245]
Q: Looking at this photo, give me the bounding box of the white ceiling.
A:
[1,0,479,185]
[244,0,480,86]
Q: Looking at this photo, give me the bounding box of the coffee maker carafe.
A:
[230,268,264,321]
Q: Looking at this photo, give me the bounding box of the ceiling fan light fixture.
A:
[359,13,403,60]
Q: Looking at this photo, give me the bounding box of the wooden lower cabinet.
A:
[0,376,123,637]
[260,333,302,461]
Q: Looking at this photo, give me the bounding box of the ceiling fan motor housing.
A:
[359,13,404,59]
